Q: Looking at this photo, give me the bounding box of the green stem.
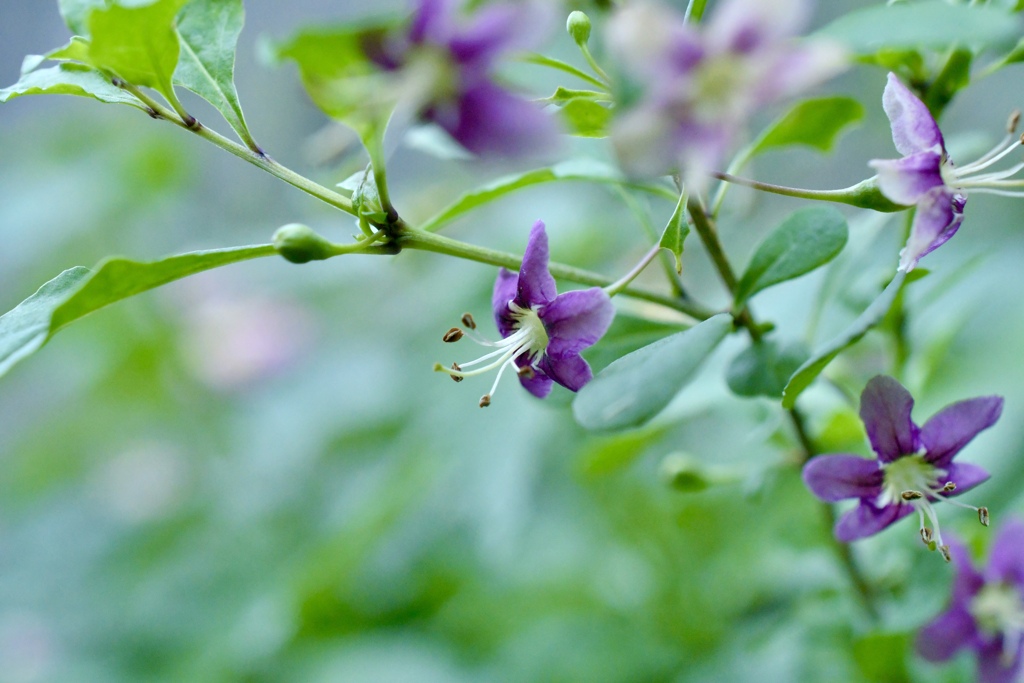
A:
[711,172,908,213]
[604,244,662,297]
[365,133,398,221]
[579,44,611,85]
[687,197,763,339]
[119,82,356,217]
[397,228,716,319]
[790,408,880,622]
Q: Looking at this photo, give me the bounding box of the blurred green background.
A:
[2,1,1024,681]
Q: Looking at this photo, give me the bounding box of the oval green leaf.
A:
[0,244,274,379]
[750,97,864,157]
[573,314,733,431]
[734,206,848,308]
[782,270,908,409]
[175,0,257,149]
[818,1,1020,53]
[726,338,809,399]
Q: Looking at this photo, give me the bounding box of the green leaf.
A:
[546,86,606,104]
[658,192,688,274]
[558,97,611,138]
[174,0,256,149]
[726,338,809,399]
[573,314,733,431]
[818,1,1020,53]
[272,21,398,141]
[520,53,606,89]
[87,0,188,105]
[419,160,676,233]
[782,271,908,409]
[750,97,864,157]
[58,0,106,35]
[0,244,274,379]
[853,632,911,683]
[734,207,848,307]
[0,63,146,108]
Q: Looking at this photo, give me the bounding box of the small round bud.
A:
[566,11,591,46]
[272,223,334,264]
[658,453,710,493]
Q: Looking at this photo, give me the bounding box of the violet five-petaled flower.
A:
[870,72,1024,272]
[802,376,1002,558]
[378,0,559,157]
[607,0,845,192]
[436,221,614,406]
[917,520,1024,683]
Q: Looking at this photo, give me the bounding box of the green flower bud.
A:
[566,11,591,46]
[272,223,334,264]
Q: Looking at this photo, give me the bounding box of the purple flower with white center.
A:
[436,220,614,406]
[870,72,1024,272]
[379,0,559,157]
[917,520,1024,683]
[608,0,845,192]
[802,375,1002,558]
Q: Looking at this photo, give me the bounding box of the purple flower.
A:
[608,0,845,192]
[436,220,614,405]
[380,0,559,157]
[802,375,1002,557]
[917,520,1024,683]
[870,72,1024,272]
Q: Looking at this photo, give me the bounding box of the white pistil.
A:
[434,301,550,406]
[970,582,1024,666]
[879,453,987,560]
[942,128,1024,198]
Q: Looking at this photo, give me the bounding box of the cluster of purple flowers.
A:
[396,2,1016,677]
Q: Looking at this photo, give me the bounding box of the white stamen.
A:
[436,301,550,403]
[879,454,987,557]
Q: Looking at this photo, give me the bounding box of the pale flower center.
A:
[970,582,1024,665]
[878,453,986,559]
[435,301,549,406]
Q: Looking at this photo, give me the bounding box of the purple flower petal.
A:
[538,352,592,392]
[882,72,944,156]
[515,221,558,307]
[434,82,559,159]
[899,187,963,272]
[948,538,986,605]
[859,375,919,463]
[986,519,1024,587]
[492,267,519,338]
[869,151,944,206]
[978,643,1024,683]
[834,501,913,542]
[518,365,553,398]
[448,1,551,66]
[802,454,883,502]
[540,288,615,358]
[410,0,456,45]
[942,462,990,496]
[916,606,978,662]
[921,396,1004,468]
[707,0,809,54]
